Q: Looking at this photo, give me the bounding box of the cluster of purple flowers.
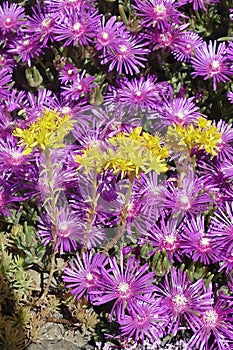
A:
[0,0,233,349]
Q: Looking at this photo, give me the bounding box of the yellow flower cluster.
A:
[13,109,74,155]
[76,127,169,177]
[166,116,222,156]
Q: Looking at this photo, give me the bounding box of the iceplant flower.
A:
[91,252,155,321]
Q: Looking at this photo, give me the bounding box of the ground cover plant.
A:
[0,0,233,349]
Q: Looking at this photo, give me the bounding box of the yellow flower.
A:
[165,116,222,157]
[13,109,74,154]
[75,127,168,177]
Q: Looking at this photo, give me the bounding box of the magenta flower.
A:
[188,293,233,350]
[190,0,219,11]
[144,215,182,262]
[191,41,232,91]
[180,216,221,264]
[101,35,150,75]
[95,16,125,55]
[92,252,155,321]
[0,134,29,174]
[8,35,44,67]
[37,208,82,254]
[132,0,185,29]
[209,202,233,255]
[158,95,201,125]
[53,6,99,47]
[63,250,107,301]
[24,3,55,46]
[172,31,203,62]
[106,75,167,113]
[0,68,11,97]
[0,1,25,34]
[154,267,213,335]
[119,296,168,344]
[214,119,233,161]
[162,171,211,217]
[61,70,96,101]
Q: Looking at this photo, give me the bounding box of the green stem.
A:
[36,149,58,304]
[82,170,99,253]
[104,176,134,252]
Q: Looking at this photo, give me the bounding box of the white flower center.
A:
[61,106,71,114]
[118,281,130,297]
[212,60,220,69]
[86,272,93,281]
[154,4,166,14]
[23,40,30,46]
[67,69,73,75]
[73,22,81,31]
[200,237,210,247]
[203,310,218,327]
[119,44,128,53]
[41,17,52,28]
[102,32,109,40]
[172,293,188,313]
[178,194,191,210]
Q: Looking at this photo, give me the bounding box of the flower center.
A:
[178,194,191,210]
[67,69,73,75]
[58,222,71,237]
[119,44,128,54]
[86,272,94,281]
[4,17,13,27]
[8,151,23,166]
[41,17,52,28]
[118,281,131,298]
[73,22,81,31]
[202,310,218,328]
[23,40,30,46]
[210,60,221,74]
[172,293,188,313]
[61,106,71,115]
[102,31,109,40]
[200,237,210,247]
[154,4,166,17]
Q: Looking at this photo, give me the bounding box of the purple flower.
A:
[188,292,233,350]
[0,68,12,98]
[0,133,30,174]
[162,171,211,217]
[180,216,221,264]
[172,31,204,62]
[0,176,23,216]
[209,202,233,255]
[37,207,81,254]
[95,16,125,55]
[53,6,99,47]
[62,250,107,301]
[190,0,219,11]
[227,90,233,103]
[154,267,213,335]
[101,35,150,75]
[214,119,233,161]
[7,35,44,67]
[191,41,232,91]
[61,70,96,101]
[92,252,155,321]
[118,296,168,343]
[143,215,182,262]
[158,95,201,125]
[59,63,79,84]
[24,2,55,46]
[132,0,185,29]
[105,75,167,113]
[0,1,25,35]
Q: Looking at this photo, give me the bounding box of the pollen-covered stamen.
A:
[210,60,221,74]
[199,237,210,250]
[41,17,52,28]
[4,17,13,27]
[178,194,191,210]
[172,293,188,313]
[118,281,131,298]
[154,4,167,18]
[202,309,218,328]
[57,222,71,237]
[8,151,24,166]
